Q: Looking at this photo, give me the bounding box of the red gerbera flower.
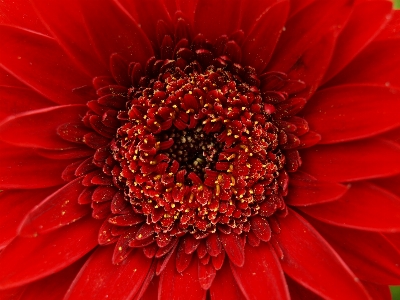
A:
[1,0,400,299]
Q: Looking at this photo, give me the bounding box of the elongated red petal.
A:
[373,173,400,197]
[303,85,400,144]
[0,216,101,289]
[210,261,245,300]
[0,1,47,33]
[327,38,400,89]
[241,0,289,73]
[219,232,245,267]
[0,86,54,122]
[0,286,26,299]
[18,255,87,300]
[65,246,152,299]
[286,171,348,206]
[310,220,400,284]
[376,9,400,41]
[0,142,72,189]
[31,0,108,77]
[175,0,197,24]
[123,0,172,47]
[18,178,91,237]
[76,0,153,67]
[288,0,317,17]
[287,29,337,100]
[323,1,392,82]
[0,187,56,248]
[268,0,351,72]
[198,262,216,290]
[286,275,324,300]
[301,138,400,182]
[194,0,241,41]
[240,0,278,33]
[300,182,400,232]
[159,252,205,300]
[231,242,290,299]
[0,105,87,149]
[362,281,392,300]
[276,209,371,299]
[0,25,90,104]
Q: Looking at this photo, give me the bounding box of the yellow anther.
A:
[227,154,236,161]
[215,184,221,197]
[230,176,236,187]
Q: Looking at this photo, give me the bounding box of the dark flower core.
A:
[60,28,307,267]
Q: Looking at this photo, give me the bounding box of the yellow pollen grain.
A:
[215,184,220,196]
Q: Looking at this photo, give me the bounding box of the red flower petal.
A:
[0,1,48,34]
[0,67,26,87]
[373,173,400,197]
[65,246,152,300]
[0,25,90,104]
[219,232,245,267]
[0,286,25,299]
[31,0,109,77]
[175,0,197,25]
[300,182,400,232]
[362,281,392,300]
[268,0,351,72]
[0,142,72,189]
[194,0,241,41]
[322,0,392,82]
[286,275,324,300]
[230,242,290,299]
[327,38,400,89]
[18,178,91,237]
[0,105,87,149]
[240,0,278,34]
[286,171,348,206]
[34,147,94,160]
[376,9,400,41]
[301,138,400,182]
[241,0,289,73]
[0,216,101,289]
[76,0,153,67]
[210,261,245,300]
[121,0,172,47]
[276,209,370,299]
[0,86,54,122]
[310,220,400,284]
[303,85,400,144]
[385,232,400,252]
[198,262,216,290]
[288,0,317,17]
[159,252,206,299]
[18,255,87,300]
[0,187,56,248]
[286,29,337,100]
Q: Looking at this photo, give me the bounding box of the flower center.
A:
[60,31,308,263]
[110,56,288,239]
